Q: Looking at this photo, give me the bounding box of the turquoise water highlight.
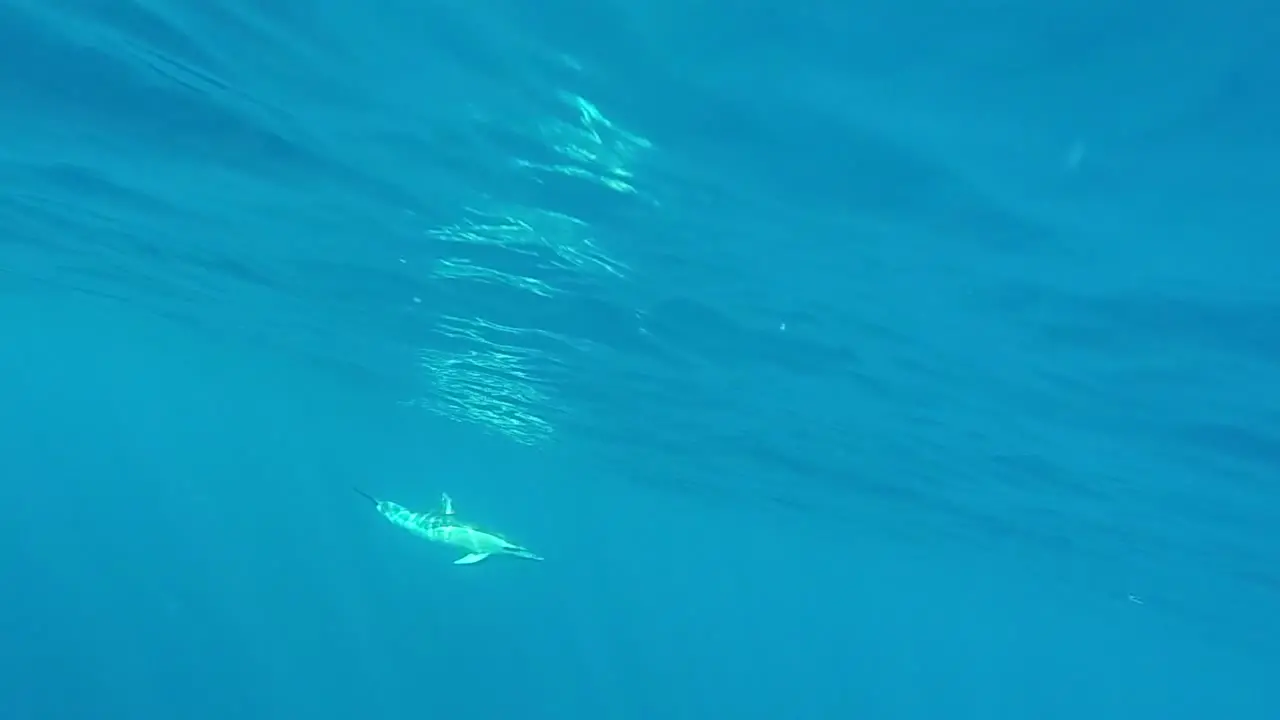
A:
[1,1,1277,718]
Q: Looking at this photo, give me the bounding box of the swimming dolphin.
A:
[355,488,543,565]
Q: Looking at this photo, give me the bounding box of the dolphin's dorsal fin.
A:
[454,552,490,565]
[434,494,508,539]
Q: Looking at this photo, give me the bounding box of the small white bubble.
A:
[779,322,787,331]
[1065,141,1086,171]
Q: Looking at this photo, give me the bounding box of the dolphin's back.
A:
[379,502,443,540]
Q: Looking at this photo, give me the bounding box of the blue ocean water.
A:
[1,0,1278,717]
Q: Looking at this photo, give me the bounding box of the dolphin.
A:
[355,488,543,565]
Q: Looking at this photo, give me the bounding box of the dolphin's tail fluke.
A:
[507,546,544,561]
[352,487,378,505]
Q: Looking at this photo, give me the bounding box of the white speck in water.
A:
[1065,141,1086,171]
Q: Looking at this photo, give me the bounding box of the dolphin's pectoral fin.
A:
[454,552,491,565]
